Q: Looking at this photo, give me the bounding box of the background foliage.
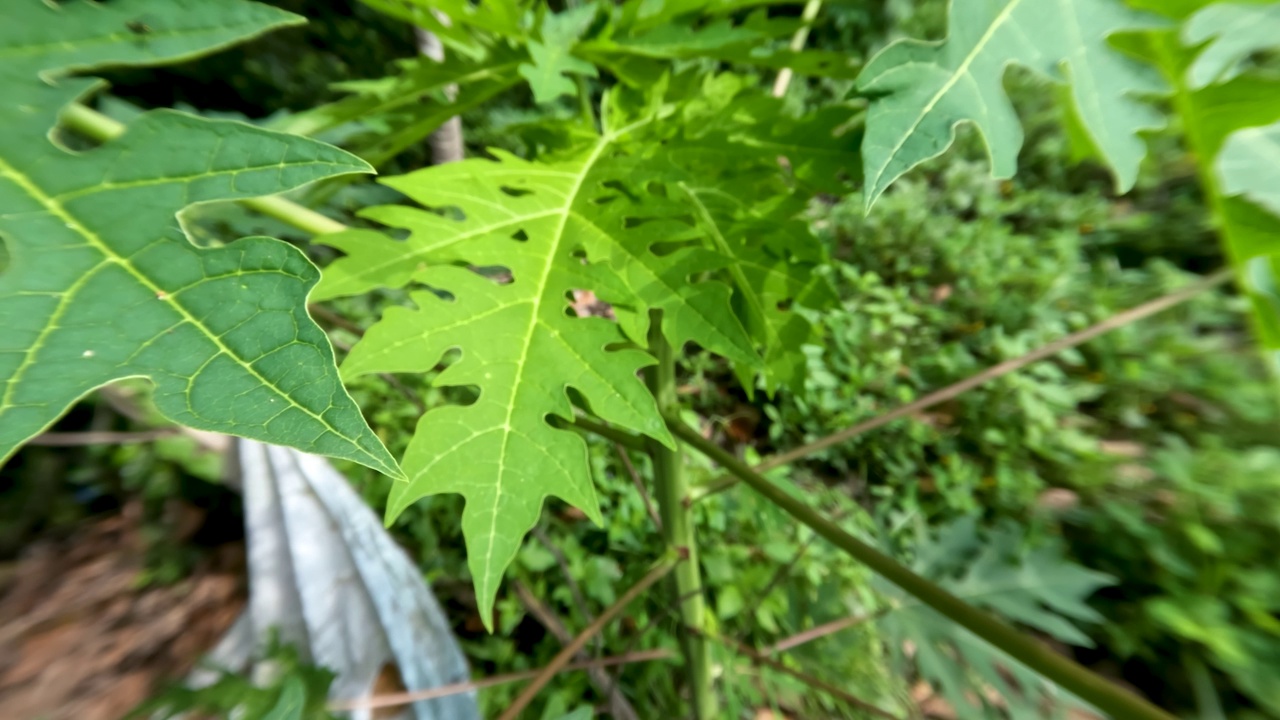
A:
[2,0,1279,718]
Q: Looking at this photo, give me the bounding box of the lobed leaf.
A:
[1182,2,1280,89]
[0,0,400,477]
[1219,121,1280,218]
[318,85,825,620]
[274,44,525,166]
[857,0,1167,209]
[652,74,847,391]
[519,4,600,104]
[1138,1,1280,370]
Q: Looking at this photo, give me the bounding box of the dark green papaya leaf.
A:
[0,0,401,478]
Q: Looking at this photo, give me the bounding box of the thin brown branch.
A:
[326,334,427,416]
[647,596,901,720]
[327,649,676,712]
[307,303,365,337]
[706,630,901,720]
[531,527,595,630]
[497,555,680,720]
[762,612,875,655]
[96,387,229,454]
[514,581,640,720]
[695,268,1233,500]
[615,442,662,531]
[28,429,180,446]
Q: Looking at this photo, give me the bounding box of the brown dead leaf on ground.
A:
[0,507,245,720]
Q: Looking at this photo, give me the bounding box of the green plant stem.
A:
[664,415,1178,720]
[59,103,348,236]
[771,0,823,97]
[692,267,1233,500]
[569,414,647,452]
[644,314,715,720]
[575,75,597,131]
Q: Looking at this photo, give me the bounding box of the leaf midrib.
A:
[478,118,652,601]
[868,0,1024,194]
[0,153,377,463]
[479,135,610,602]
[681,184,772,355]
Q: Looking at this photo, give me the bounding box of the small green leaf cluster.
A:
[1068,438,1280,715]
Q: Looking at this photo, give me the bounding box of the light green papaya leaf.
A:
[362,0,528,43]
[857,0,1166,210]
[318,99,768,624]
[635,74,841,392]
[0,0,401,478]
[594,18,775,58]
[1218,120,1280,365]
[681,187,835,394]
[1219,121,1280,216]
[519,4,600,103]
[1183,2,1280,89]
[273,45,525,166]
[1144,5,1280,373]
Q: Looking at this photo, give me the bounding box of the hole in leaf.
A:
[418,284,456,302]
[407,275,456,302]
[470,265,513,284]
[435,346,462,371]
[442,383,480,407]
[511,229,529,242]
[427,205,466,222]
[563,289,615,319]
[649,239,696,257]
[500,186,532,198]
[563,387,592,417]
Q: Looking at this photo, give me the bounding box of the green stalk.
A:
[644,313,715,719]
[575,75,597,131]
[771,0,823,97]
[665,416,1177,720]
[60,103,348,236]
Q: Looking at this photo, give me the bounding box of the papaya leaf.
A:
[0,0,401,478]
[857,0,1167,210]
[581,5,859,82]
[1183,2,1280,89]
[320,96,777,622]
[588,17,781,59]
[680,186,835,394]
[1220,120,1280,217]
[1218,120,1280,366]
[1136,3,1280,372]
[274,45,525,166]
[364,0,529,41]
[645,75,843,391]
[519,4,600,104]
